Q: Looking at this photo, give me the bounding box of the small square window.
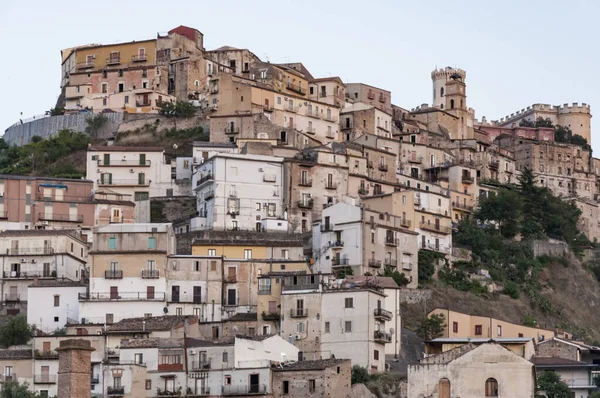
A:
[345,321,352,333]
[344,298,353,308]
[325,322,330,333]
[54,317,59,322]
[145,380,151,390]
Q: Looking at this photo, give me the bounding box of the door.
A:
[9,286,17,301]
[249,374,259,393]
[171,286,180,302]
[142,94,149,106]
[435,219,440,231]
[227,289,236,306]
[42,341,51,352]
[139,154,146,166]
[280,131,286,143]
[110,286,118,300]
[439,378,450,398]
[228,267,236,282]
[138,173,145,185]
[41,366,49,383]
[147,286,155,300]
[103,154,110,166]
[296,299,304,316]
[193,286,202,303]
[288,117,294,128]
[43,263,50,277]
[10,240,18,255]
[421,235,426,249]
[268,301,277,313]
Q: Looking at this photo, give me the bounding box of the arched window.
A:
[450,99,455,109]
[485,378,498,397]
[439,378,450,398]
[440,87,444,97]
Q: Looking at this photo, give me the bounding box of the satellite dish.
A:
[389,328,395,334]
[163,307,168,314]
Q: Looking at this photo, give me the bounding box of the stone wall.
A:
[531,239,569,257]
[398,288,432,304]
[536,339,578,361]
[117,114,207,134]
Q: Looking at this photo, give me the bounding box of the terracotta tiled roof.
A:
[273,358,350,371]
[0,348,32,360]
[107,316,197,333]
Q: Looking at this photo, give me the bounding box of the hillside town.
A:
[1,24,600,398]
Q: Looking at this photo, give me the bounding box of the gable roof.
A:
[107,315,197,333]
[272,358,350,371]
[532,356,598,367]
[420,343,532,366]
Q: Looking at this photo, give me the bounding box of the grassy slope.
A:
[402,259,600,341]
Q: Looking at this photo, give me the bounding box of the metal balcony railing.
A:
[34,375,57,384]
[79,292,166,301]
[325,182,337,190]
[4,294,19,302]
[384,259,397,267]
[385,238,399,246]
[141,269,160,278]
[106,56,121,65]
[286,82,306,95]
[107,386,125,395]
[297,199,314,209]
[374,308,393,320]
[225,126,240,134]
[332,257,349,266]
[374,330,392,343]
[132,54,147,62]
[262,311,280,321]
[298,178,312,187]
[222,384,267,395]
[104,270,123,279]
[77,62,95,69]
[306,109,320,119]
[418,222,452,234]
[368,259,382,268]
[38,213,83,223]
[378,164,389,172]
[191,360,211,370]
[400,219,412,228]
[330,240,344,248]
[98,179,149,187]
[97,159,151,167]
[290,308,307,318]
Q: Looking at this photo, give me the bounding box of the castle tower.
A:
[431,67,466,110]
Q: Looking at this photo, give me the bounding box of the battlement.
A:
[431,67,466,81]
[497,103,591,124]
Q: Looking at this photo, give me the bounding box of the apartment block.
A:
[27,279,86,333]
[79,223,175,324]
[341,102,394,140]
[345,83,392,115]
[308,77,346,107]
[271,358,351,397]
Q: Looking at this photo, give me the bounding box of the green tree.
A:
[0,380,34,398]
[536,371,572,398]
[535,117,554,128]
[502,281,520,299]
[158,100,196,118]
[475,188,522,238]
[0,316,35,348]
[380,266,409,287]
[351,365,370,385]
[519,119,535,128]
[415,314,446,341]
[84,114,108,139]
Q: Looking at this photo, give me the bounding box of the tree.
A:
[84,114,108,140]
[0,316,35,348]
[351,365,370,385]
[475,188,522,238]
[535,117,554,128]
[536,371,572,398]
[415,314,446,341]
[158,100,196,118]
[0,380,34,398]
[380,266,409,287]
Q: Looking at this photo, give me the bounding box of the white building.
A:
[192,141,238,166]
[532,356,598,398]
[27,280,86,333]
[191,153,285,232]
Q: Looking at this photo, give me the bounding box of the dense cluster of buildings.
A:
[1,24,599,397]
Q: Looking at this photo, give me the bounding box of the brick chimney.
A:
[56,339,95,398]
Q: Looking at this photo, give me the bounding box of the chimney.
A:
[56,339,95,398]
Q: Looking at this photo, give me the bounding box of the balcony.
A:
[419,222,452,234]
[106,56,121,65]
[378,164,389,172]
[4,294,19,302]
[38,213,83,223]
[384,259,397,267]
[330,240,344,248]
[34,375,57,384]
[262,311,280,321]
[323,114,336,123]
[286,82,306,95]
[402,262,412,270]
[374,308,393,321]
[290,308,307,318]
[227,208,240,216]
[34,193,93,203]
[77,62,95,69]
[367,160,374,169]
[297,199,314,209]
[368,259,382,268]
[136,100,151,107]
[196,174,213,186]
[285,104,297,113]
[132,54,147,62]
[452,201,474,212]
[3,269,56,279]
[35,350,59,359]
[341,122,353,130]
[325,182,337,190]
[385,238,399,247]
[320,223,333,232]
[107,386,125,396]
[189,388,211,396]
[408,156,423,164]
[79,292,166,301]
[97,159,151,167]
[298,178,312,187]
[141,269,160,278]
[332,257,349,267]
[203,190,215,200]
[225,126,240,134]
[224,275,237,283]
[105,270,123,279]
[209,86,219,94]
[374,330,392,343]
[420,242,450,254]
[222,385,267,396]
[306,109,320,119]
[462,174,474,184]
[358,187,370,196]
[400,219,412,228]
[263,104,274,112]
[258,287,271,295]
[191,360,211,370]
[6,247,54,256]
[0,375,15,382]
[489,160,500,170]
[91,376,100,384]
[98,179,150,187]
[306,126,316,135]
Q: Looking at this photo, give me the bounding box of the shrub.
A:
[502,281,520,299]
[351,365,370,385]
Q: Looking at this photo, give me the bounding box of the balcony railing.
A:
[489,160,500,170]
[358,187,370,196]
[35,350,59,359]
[263,174,276,182]
[107,386,125,395]
[400,219,412,228]
[385,238,399,247]
[34,375,57,384]
[378,164,389,172]
[3,270,56,279]
[91,376,100,384]
[462,174,474,184]
[263,104,274,112]
[79,292,166,301]
[4,294,20,302]
[262,311,280,321]
[332,257,349,267]
[323,114,336,122]
[286,82,306,95]
[367,160,374,169]
[306,126,316,134]
[306,109,320,119]
[384,259,397,267]
[106,56,121,65]
[224,275,237,283]
[132,54,147,62]
[298,178,312,187]
[452,202,474,212]
[418,222,452,234]
[285,104,297,113]
[7,248,54,255]
[77,62,95,69]
[368,259,382,268]
[374,308,393,321]
[225,126,240,134]
[203,190,215,200]
[136,101,151,107]
[97,159,151,167]
[290,308,308,318]
[374,330,392,343]
[325,183,337,190]
[105,270,123,279]
[297,199,314,209]
[34,193,93,203]
[38,213,83,223]
[258,287,271,295]
[210,86,219,94]
[227,208,240,216]
[0,374,15,382]
[98,179,150,187]
[191,360,211,370]
[197,174,213,186]
[420,242,450,254]
[222,384,267,395]
[330,240,344,248]
[408,156,423,164]
[402,262,412,270]
[141,269,160,278]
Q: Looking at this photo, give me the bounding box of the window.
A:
[282,249,289,259]
[224,375,232,385]
[296,322,305,333]
[256,203,261,211]
[497,325,502,336]
[109,237,116,249]
[244,249,252,259]
[452,322,458,333]
[485,378,498,397]
[124,95,129,104]
[344,321,352,333]
[53,295,60,307]
[210,260,217,271]
[325,322,330,333]
[208,249,216,256]
[176,308,182,315]
[374,350,379,360]
[54,316,59,322]
[103,98,107,106]
[282,381,289,394]
[148,237,156,249]
[223,352,228,363]
[194,261,200,271]
[145,380,151,390]
[475,325,482,335]
[308,379,316,393]
[134,353,144,364]
[101,83,107,93]
[344,297,353,308]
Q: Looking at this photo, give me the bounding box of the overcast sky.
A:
[1,0,599,151]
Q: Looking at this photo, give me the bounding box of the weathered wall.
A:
[150,196,197,224]
[532,239,569,257]
[536,339,579,361]
[117,115,206,134]
[3,113,123,146]
[398,288,432,304]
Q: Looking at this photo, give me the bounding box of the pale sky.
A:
[1,0,599,151]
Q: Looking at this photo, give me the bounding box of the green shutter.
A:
[140,154,146,166]
[103,154,110,165]
[138,173,145,185]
